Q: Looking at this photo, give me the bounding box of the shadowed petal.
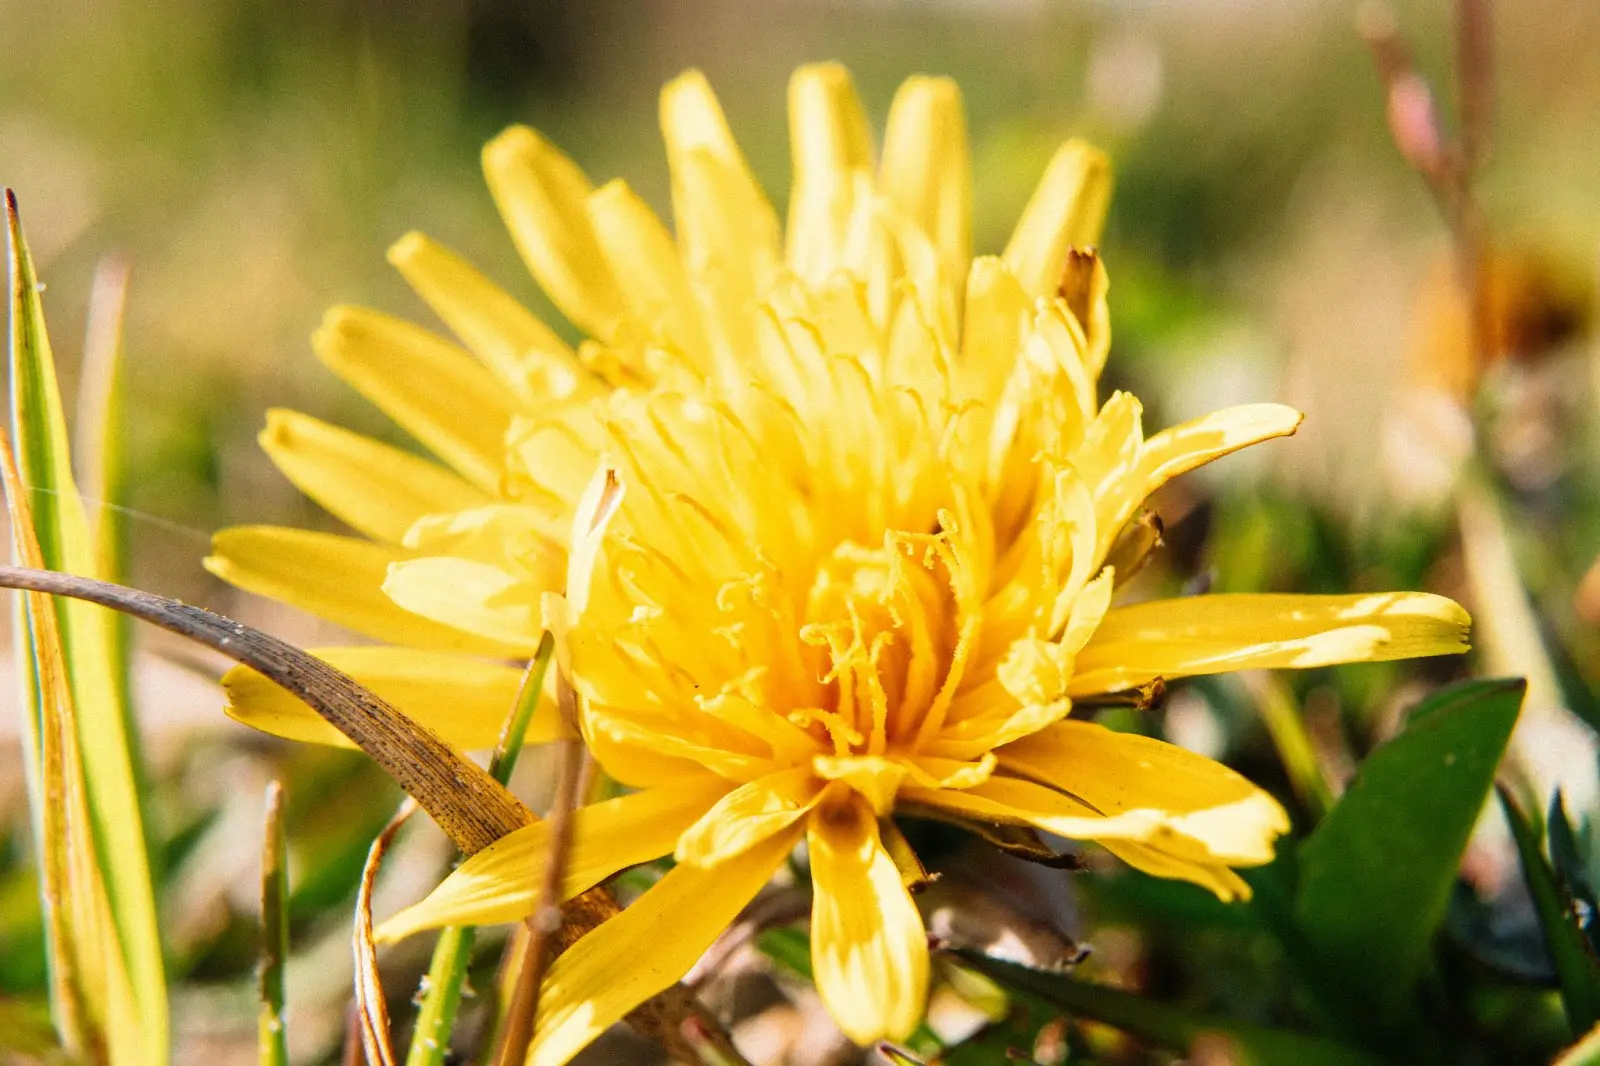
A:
[222,647,565,750]
[528,824,802,1066]
[376,777,731,941]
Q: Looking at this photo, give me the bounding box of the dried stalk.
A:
[1359,0,1494,370]
[405,635,557,1066]
[492,669,590,1066]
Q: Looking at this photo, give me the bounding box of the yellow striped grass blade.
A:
[2,424,141,1066]
[6,190,167,1066]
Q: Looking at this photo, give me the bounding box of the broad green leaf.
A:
[956,952,1382,1066]
[1548,792,1600,956]
[1500,786,1600,1035]
[1294,677,1523,1029]
[7,190,167,1066]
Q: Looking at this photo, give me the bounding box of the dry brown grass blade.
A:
[0,563,529,854]
[355,800,416,1066]
[0,563,744,1060]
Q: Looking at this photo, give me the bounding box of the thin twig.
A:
[1453,0,1494,370]
[1456,0,1493,175]
[405,634,556,1066]
[493,669,591,1066]
[1359,0,1495,373]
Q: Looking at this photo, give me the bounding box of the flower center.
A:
[794,536,968,758]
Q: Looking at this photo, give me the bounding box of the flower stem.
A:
[405,632,555,1066]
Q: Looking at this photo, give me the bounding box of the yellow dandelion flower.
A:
[209,63,1471,1059]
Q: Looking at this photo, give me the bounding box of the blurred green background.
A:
[4,1,1600,1063]
[3,0,1596,603]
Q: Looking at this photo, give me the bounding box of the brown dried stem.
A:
[1359,0,1495,374]
[492,672,590,1066]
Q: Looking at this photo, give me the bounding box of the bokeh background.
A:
[3,1,1600,1063]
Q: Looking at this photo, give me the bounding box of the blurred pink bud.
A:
[1389,72,1445,175]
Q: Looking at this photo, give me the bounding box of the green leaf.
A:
[7,190,167,1065]
[1500,786,1600,1035]
[755,925,814,982]
[1548,792,1600,955]
[1293,677,1523,1030]
[956,952,1382,1066]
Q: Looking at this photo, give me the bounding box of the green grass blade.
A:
[956,952,1382,1066]
[7,190,168,1066]
[260,782,290,1066]
[1293,677,1523,1031]
[405,631,555,1066]
[1499,786,1600,1036]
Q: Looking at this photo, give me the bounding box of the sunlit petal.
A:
[999,720,1291,864]
[1097,838,1253,902]
[482,126,627,341]
[312,306,515,490]
[881,75,970,279]
[387,231,588,406]
[787,62,873,284]
[382,557,549,653]
[258,409,491,544]
[1072,592,1473,696]
[808,792,930,1044]
[1002,139,1111,299]
[675,766,825,866]
[205,526,525,656]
